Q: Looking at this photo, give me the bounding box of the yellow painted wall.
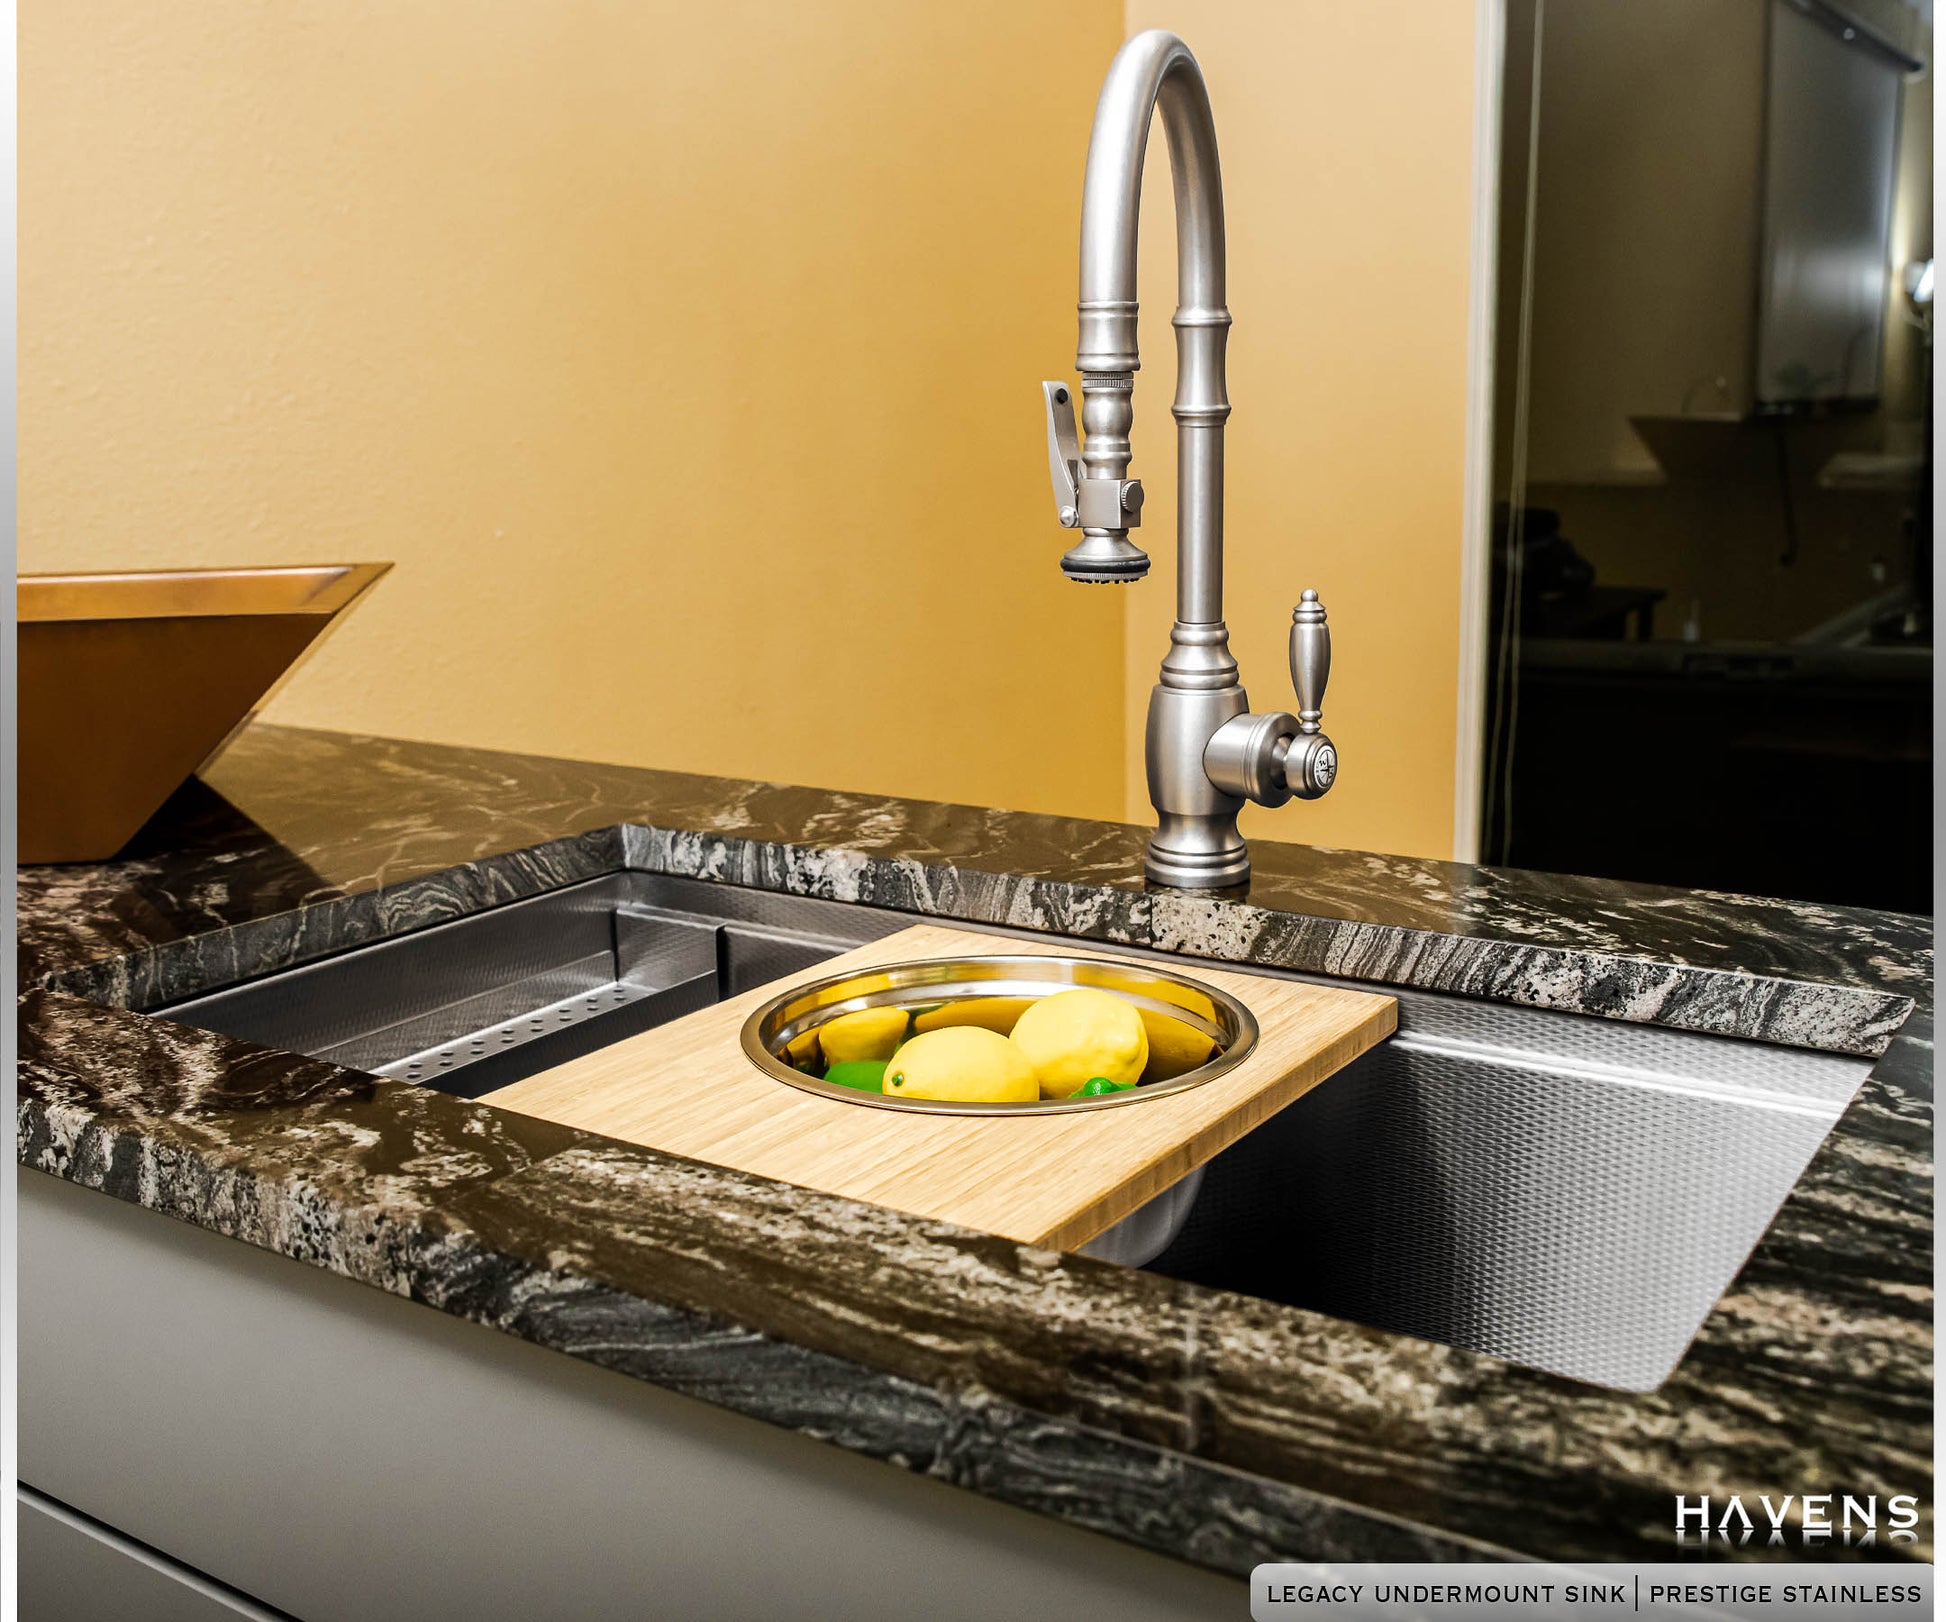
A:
[1123,1,1480,858]
[21,1,1129,820]
[24,0,1481,856]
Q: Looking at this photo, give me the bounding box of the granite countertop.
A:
[16,725,1935,1572]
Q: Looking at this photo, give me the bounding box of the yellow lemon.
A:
[817,1006,910,1066]
[911,996,1035,1036]
[1011,988,1149,1099]
[1138,1009,1216,1082]
[882,1027,1038,1103]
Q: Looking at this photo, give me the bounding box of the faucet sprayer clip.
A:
[1042,380,1143,532]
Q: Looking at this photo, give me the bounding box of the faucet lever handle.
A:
[1041,381,1081,528]
[1290,590,1331,730]
[1280,590,1337,800]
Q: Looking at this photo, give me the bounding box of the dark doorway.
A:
[1483,0,1932,913]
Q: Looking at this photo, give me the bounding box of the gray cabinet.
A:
[19,1489,287,1621]
[20,1172,1242,1622]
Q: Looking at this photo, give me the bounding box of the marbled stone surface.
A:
[24,727,1928,1051]
[15,726,1934,1572]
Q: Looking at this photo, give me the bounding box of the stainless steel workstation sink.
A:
[161,873,1873,1394]
[165,875,908,1099]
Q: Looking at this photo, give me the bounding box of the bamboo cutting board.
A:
[482,925,1396,1250]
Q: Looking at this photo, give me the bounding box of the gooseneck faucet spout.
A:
[1042,29,1337,889]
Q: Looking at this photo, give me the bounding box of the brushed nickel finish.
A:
[1043,381,1082,528]
[1204,710,1301,808]
[1040,31,1337,887]
[741,953,1257,1116]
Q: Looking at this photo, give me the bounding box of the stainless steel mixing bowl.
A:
[740,952,1259,1115]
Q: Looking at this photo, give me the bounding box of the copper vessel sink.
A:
[17,562,390,864]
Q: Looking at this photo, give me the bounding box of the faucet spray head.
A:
[1043,380,1150,581]
[1060,533,1151,583]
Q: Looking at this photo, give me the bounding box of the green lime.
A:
[823,1059,889,1092]
[1076,1076,1132,1097]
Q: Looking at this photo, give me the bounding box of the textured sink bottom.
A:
[161,872,1871,1390]
[1148,985,1870,1390]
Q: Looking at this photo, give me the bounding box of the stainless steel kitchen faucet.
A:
[1043,29,1336,890]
